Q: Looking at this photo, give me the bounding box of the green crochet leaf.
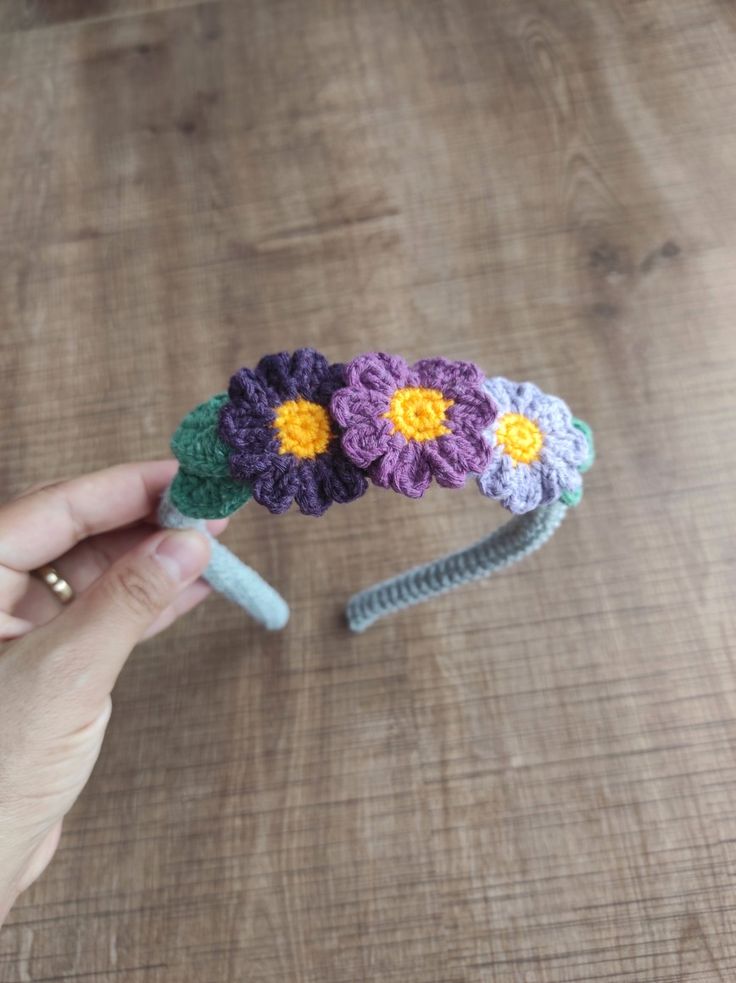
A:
[560,485,583,508]
[572,418,595,473]
[170,469,251,519]
[171,393,231,478]
[559,419,594,508]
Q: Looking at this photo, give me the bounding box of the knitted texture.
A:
[171,393,232,477]
[346,500,568,632]
[478,378,590,514]
[169,470,251,520]
[331,353,495,498]
[162,353,595,631]
[218,349,367,516]
[158,491,289,630]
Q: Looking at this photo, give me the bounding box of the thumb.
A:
[39,529,211,702]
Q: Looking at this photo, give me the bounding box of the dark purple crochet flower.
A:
[218,349,368,516]
[331,353,495,498]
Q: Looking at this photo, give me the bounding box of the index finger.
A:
[0,460,179,572]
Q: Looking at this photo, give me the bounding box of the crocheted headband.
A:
[159,350,594,632]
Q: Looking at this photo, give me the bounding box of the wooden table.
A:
[1,1,735,979]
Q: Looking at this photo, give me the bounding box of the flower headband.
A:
[159,349,594,632]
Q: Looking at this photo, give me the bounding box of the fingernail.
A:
[154,530,210,582]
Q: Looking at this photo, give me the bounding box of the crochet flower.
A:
[331,353,495,497]
[218,349,368,516]
[477,377,594,514]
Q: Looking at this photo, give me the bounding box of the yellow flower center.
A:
[384,386,454,443]
[495,412,543,465]
[273,399,332,459]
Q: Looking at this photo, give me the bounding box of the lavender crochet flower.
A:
[331,353,495,498]
[477,377,593,514]
[218,349,368,516]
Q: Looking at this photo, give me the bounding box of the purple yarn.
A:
[477,377,589,514]
[331,353,495,498]
[219,349,367,516]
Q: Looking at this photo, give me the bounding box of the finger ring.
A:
[32,564,75,604]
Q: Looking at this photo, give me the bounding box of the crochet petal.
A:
[313,361,348,403]
[255,352,300,401]
[251,459,299,514]
[228,367,279,414]
[219,405,276,452]
[369,436,405,489]
[331,386,391,428]
[453,432,493,474]
[422,435,476,489]
[510,381,544,416]
[412,357,484,397]
[533,397,574,433]
[389,441,432,498]
[294,460,333,516]
[482,377,513,414]
[341,418,393,469]
[447,388,496,432]
[323,453,369,504]
[289,348,331,399]
[538,446,581,503]
[229,449,279,482]
[478,454,543,513]
[345,352,409,395]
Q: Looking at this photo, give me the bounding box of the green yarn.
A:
[169,469,251,519]
[169,394,251,517]
[560,485,583,507]
[560,418,594,507]
[171,393,232,477]
[573,418,595,473]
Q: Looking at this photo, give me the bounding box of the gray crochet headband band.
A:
[158,349,594,632]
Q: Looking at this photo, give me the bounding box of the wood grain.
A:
[1,0,736,979]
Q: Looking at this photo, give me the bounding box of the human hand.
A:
[0,461,218,924]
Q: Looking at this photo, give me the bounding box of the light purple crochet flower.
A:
[218,349,368,516]
[477,378,591,514]
[331,353,495,498]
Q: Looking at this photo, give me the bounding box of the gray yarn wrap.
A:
[345,501,568,632]
[158,491,289,631]
[159,489,566,633]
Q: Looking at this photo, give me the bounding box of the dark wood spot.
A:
[72,226,103,241]
[136,44,152,55]
[588,242,631,277]
[228,240,259,260]
[660,240,681,258]
[592,302,619,319]
[639,249,658,274]
[177,119,197,135]
[640,240,681,274]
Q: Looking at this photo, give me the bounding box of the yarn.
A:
[494,412,543,464]
[332,353,494,497]
[162,351,594,631]
[478,378,590,514]
[273,398,333,458]
[218,349,367,516]
[346,500,568,632]
[383,386,454,443]
[158,491,289,630]
[171,393,232,478]
[169,469,250,520]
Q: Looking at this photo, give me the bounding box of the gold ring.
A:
[33,564,75,604]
